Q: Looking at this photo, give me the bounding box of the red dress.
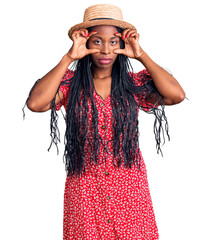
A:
[56,69,159,240]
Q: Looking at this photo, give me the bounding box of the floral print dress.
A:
[56,69,159,240]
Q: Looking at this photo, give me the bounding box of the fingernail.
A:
[114,32,119,34]
[121,36,124,39]
[126,34,128,38]
[93,31,97,33]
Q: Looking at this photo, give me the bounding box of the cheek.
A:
[87,39,97,49]
[87,39,98,50]
[117,42,121,49]
[114,45,120,51]
[90,53,99,63]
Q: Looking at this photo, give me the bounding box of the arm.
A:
[114,29,186,105]
[27,29,99,112]
[136,52,185,105]
[27,55,74,112]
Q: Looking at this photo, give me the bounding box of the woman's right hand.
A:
[27,29,99,112]
[66,28,100,61]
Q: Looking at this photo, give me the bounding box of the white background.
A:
[1,0,211,239]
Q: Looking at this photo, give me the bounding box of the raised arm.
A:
[136,52,185,105]
[114,29,185,105]
[27,55,74,112]
[27,29,99,112]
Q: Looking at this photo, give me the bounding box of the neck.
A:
[91,65,112,79]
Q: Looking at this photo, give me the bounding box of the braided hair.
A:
[24,27,169,178]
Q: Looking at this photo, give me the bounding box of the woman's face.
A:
[88,25,121,70]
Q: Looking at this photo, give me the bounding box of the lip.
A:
[98,58,112,64]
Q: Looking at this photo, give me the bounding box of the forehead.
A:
[89,25,119,35]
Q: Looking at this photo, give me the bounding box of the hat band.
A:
[89,17,115,21]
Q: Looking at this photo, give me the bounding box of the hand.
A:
[66,28,100,61]
[113,29,145,59]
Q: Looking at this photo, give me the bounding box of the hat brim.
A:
[68,19,136,39]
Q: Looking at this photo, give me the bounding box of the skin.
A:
[87,26,121,100]
[27,25,185,112]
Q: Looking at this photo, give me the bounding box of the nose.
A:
[101,43,111,55]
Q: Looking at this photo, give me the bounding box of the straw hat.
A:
[68,4,136,38]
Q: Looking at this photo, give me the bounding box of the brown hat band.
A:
[89,18,114,21]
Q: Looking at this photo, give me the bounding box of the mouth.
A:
[98,58,112,64]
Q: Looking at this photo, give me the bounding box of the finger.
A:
[130,32,139,39]
[124,29,133,39]
[78,28,89,37]
[113,49,125,55]
[114,32,122,38]
[81,30,89,38]
[86,48,100,55]
[114,31,126,41]
[88,31,98,38]
[121,28,132,39]
[130,32,139,41]
[129,33,136,37]
[71,30,80,40]
[127,30,137,38]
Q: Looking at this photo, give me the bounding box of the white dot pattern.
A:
[56,69,159,240]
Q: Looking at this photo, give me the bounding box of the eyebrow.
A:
[91,36,119,40]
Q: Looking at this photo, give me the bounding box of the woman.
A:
[25,4,185,240]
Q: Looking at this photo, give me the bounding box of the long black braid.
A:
[24,27,170,178]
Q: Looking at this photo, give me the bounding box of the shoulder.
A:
[59,69,75,99]
[128,69,151,86]
[62,69,75,82]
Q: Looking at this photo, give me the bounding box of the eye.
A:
[111,41,117,45]
[111,40,119,45]
[94,40,101,45]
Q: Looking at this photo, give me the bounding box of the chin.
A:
[99,64,113,69]
[93,61,114,69]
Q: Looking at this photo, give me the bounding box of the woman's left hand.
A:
[113,29,144,59]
